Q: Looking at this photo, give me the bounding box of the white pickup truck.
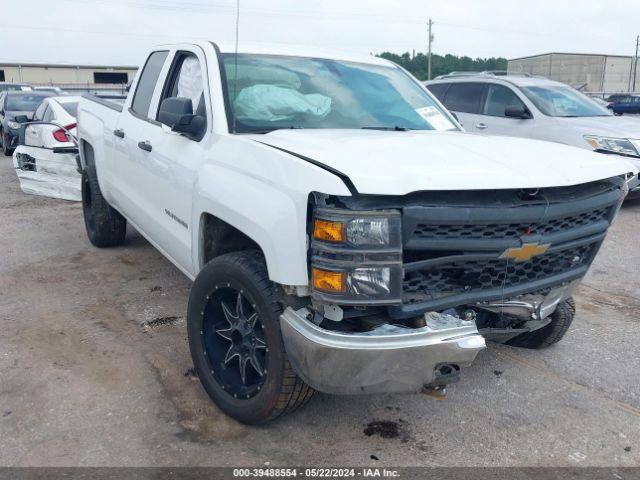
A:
[76,41,636,424]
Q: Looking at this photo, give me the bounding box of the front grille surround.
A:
[387,183,622,319]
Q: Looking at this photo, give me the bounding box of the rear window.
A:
[61,102,79,117]
[443,82,485,114]
[131,50,169,117]
[426,83,449,102]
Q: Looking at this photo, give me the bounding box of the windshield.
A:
[520,86,612,117]
[221,54,457,133]
[6,94,49,112]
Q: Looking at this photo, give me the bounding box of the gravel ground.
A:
[0,153,639,467]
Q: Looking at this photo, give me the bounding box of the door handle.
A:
[137,141,152,152]
[475,123,488,130]
[113,129,125,138]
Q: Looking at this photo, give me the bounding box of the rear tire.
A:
[81,165,127,247]
[187,251,314,424]
[506,298,576,349]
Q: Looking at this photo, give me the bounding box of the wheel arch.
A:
[79,139,95,169]
[192,191,309,287]
[197,212,266,269]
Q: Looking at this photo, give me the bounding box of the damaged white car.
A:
[12,96,81,201]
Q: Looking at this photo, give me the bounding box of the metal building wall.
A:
[0,64,137,85]
[548,54,603,91]
[603,56,634,93]
[508,53,634,93]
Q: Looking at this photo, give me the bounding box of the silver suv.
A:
[425,73,640,197]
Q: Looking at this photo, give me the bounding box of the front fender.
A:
[192,158,349,286]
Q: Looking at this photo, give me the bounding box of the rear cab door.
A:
[438,81,486,132]
[106,49,170,223]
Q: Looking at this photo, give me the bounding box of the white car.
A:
[76,42,636,424]
[12,96,81,201]
[425,74,640,198]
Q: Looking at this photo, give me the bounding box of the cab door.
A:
[440,82,486,132]
[133,48,211,273]
[474,83,534,137]
[106,50,170,225]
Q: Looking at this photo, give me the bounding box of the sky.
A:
[1,0,639,67]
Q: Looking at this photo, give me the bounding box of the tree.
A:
[378,51,508,80]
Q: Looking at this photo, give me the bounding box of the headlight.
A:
[584,135,639,157]
[7,121,21,130]
[310,208,402,304]
[312,209,401,248]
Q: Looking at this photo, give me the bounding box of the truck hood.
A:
[251,129,637,195]
[558,115,640,138]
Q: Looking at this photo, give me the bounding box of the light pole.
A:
[428,18,434,80]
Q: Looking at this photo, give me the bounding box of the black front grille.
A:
[412,208,610,241]
[403,244,595,304]
[388,180,623,319]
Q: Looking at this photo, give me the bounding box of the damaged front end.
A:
[281,307,485,394]
[279,177,627,395]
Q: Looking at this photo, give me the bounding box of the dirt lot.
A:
[1,153,639,467]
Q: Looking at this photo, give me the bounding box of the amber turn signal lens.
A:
[312,268,346,293]
[313,219,346,243]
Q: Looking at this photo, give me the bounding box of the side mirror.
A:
[505,105,531,119]
[158,97,205,140]
[14,115,31,124]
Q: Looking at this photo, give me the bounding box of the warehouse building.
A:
[508,53,636,93]
[0,62,138,86]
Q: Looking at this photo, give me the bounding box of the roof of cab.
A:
[156,40,395,67]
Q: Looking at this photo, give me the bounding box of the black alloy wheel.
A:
[202,286,268,399]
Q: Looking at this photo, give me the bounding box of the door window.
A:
[482,84,527,117]
[131,50,169,117]
[443,83,484,114]
[158,53,207,119]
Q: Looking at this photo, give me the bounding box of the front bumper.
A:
[280,307,485,395]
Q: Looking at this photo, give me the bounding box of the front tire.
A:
[506,298,576,349]
[188,251,314,424]
[81,165,127,247]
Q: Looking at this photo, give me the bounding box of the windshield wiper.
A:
[361,126,411,131]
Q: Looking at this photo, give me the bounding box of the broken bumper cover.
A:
[280,307,485,395]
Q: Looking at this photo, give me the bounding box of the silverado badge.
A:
[500,242,551,262]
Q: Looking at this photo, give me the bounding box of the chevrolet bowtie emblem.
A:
[500,242,551,262]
